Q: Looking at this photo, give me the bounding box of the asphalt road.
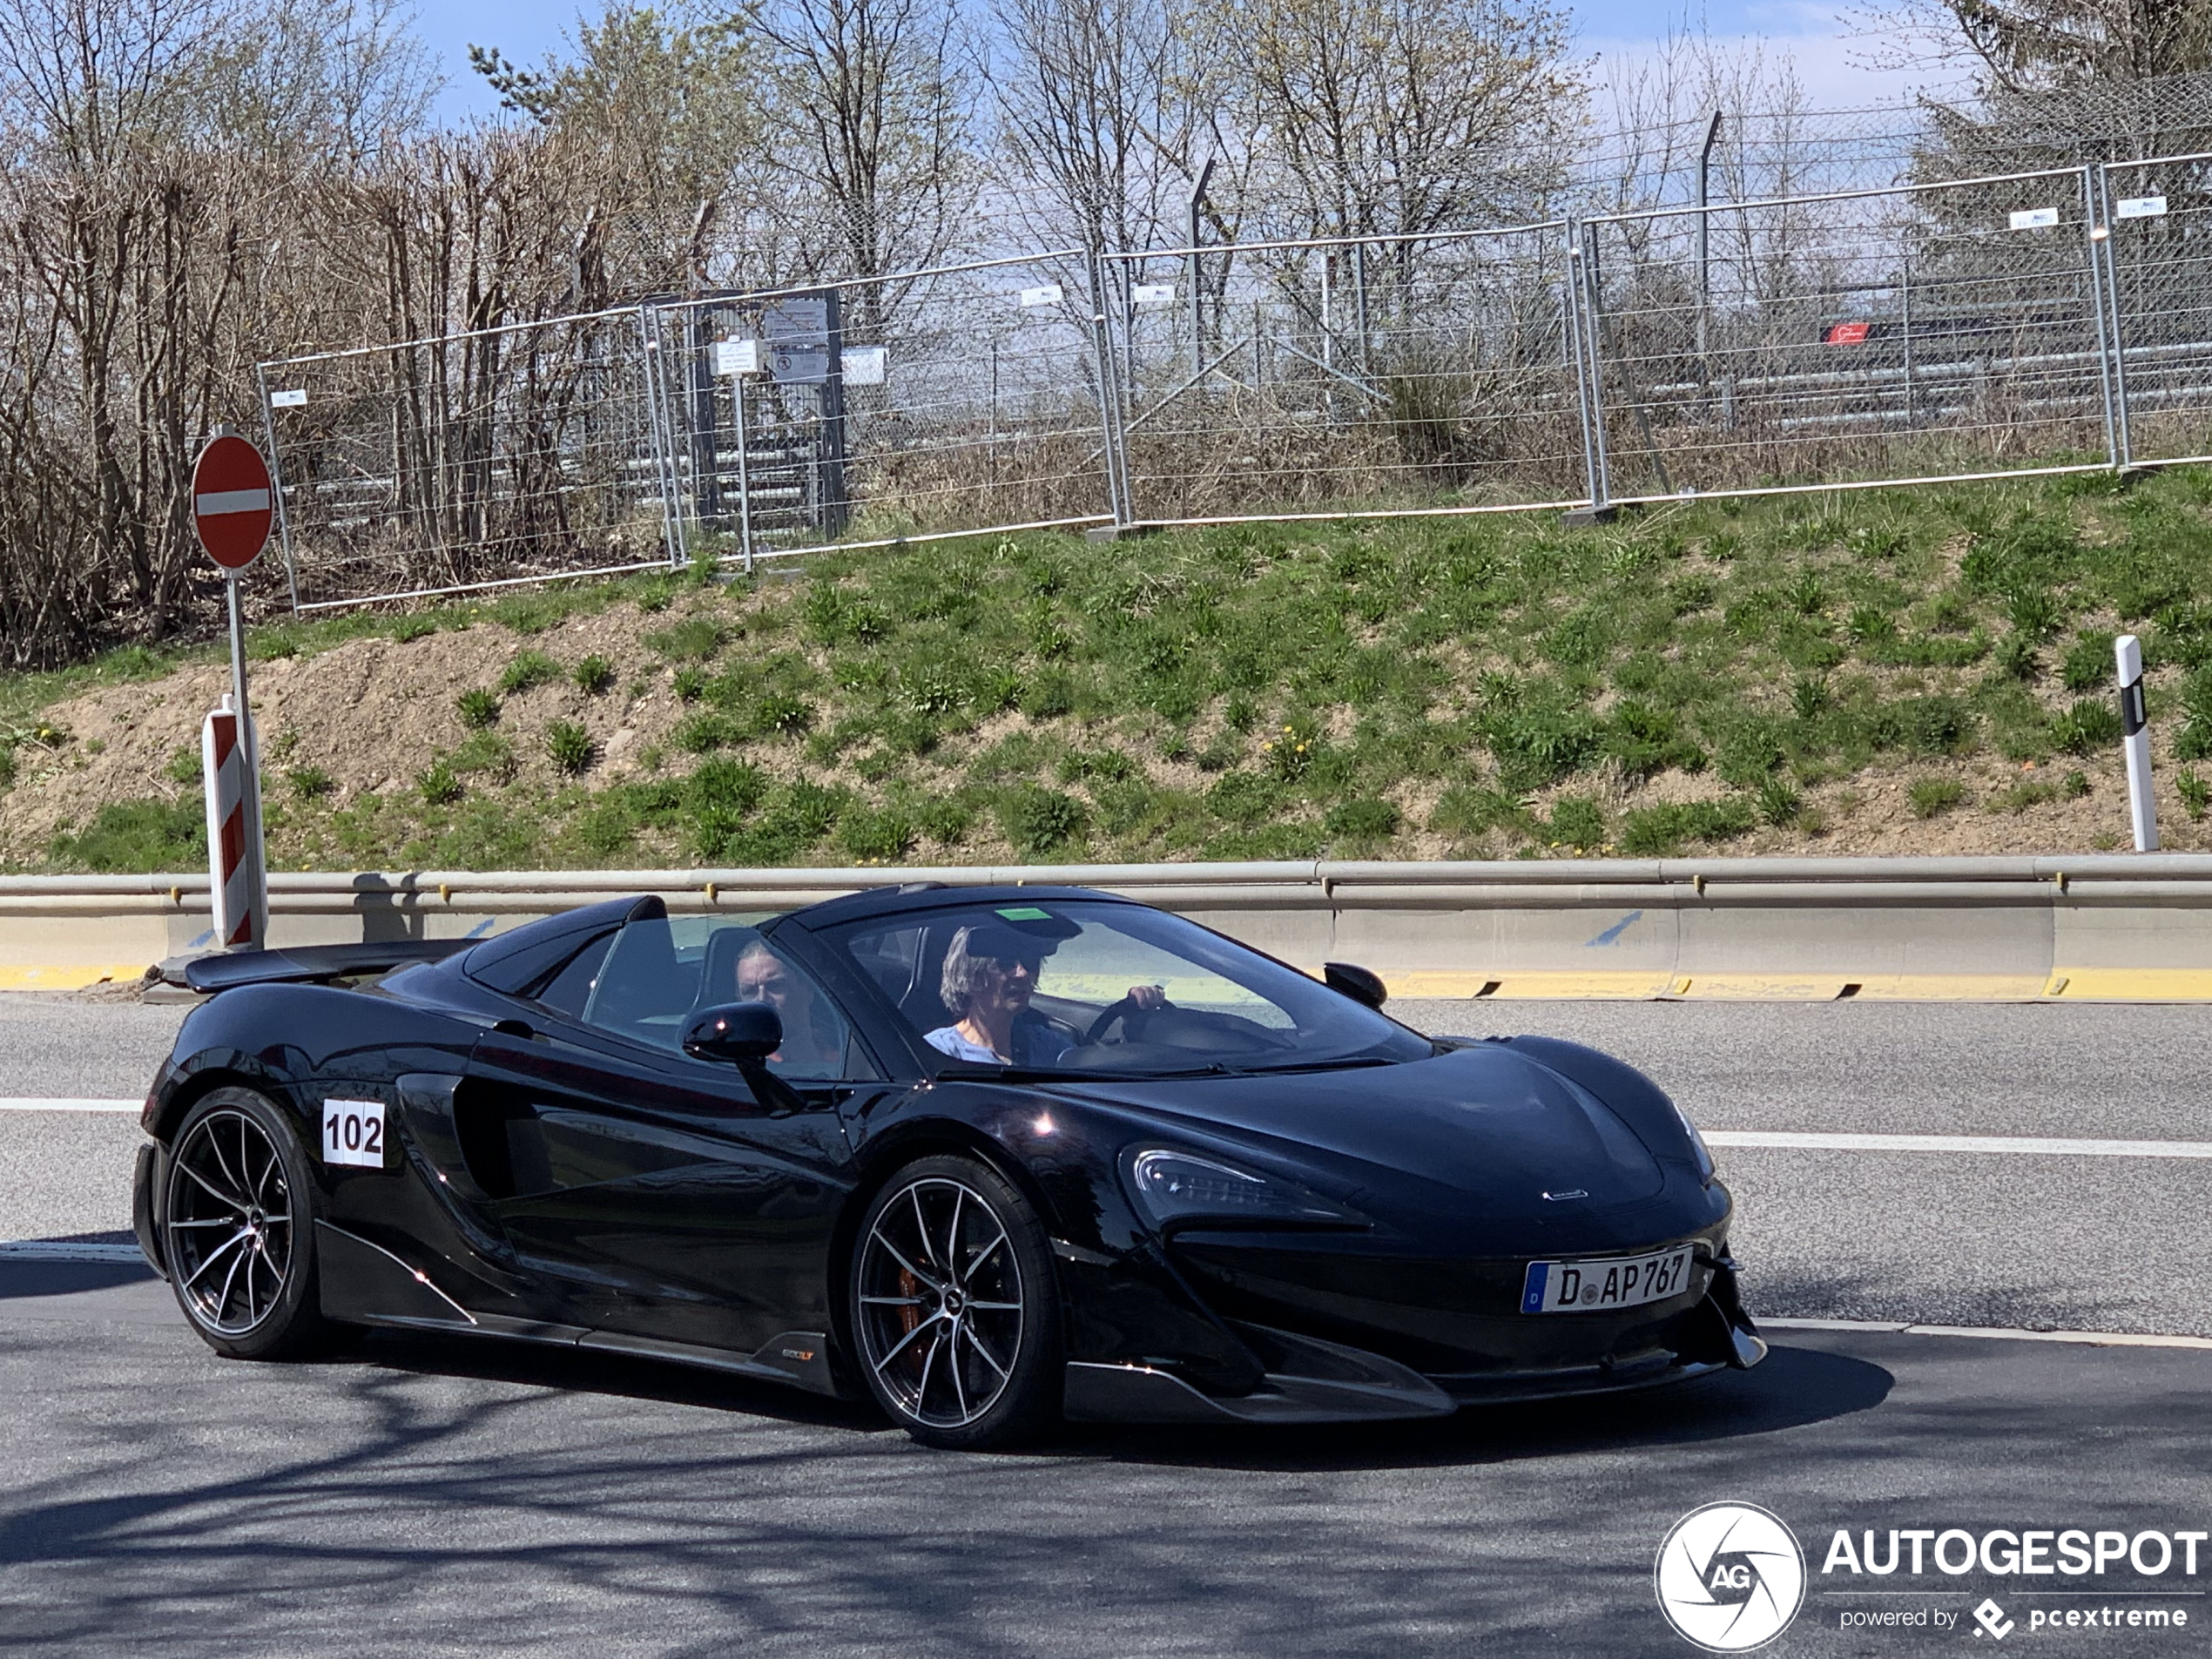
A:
[4,995,2212,1656]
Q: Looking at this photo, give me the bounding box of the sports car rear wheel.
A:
[163,1087,332,1360]
[851,1156,1060,1449]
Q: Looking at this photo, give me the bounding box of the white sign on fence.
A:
[712,339,765,376]
[1018,284,1064,307]
[2009,206,2061,231]
[840,345,888,386]
[1132,284,1176,307]
[2116,195,2169,219]
[268,388,307,408]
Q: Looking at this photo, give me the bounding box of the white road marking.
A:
[1764,1317,2212,1352]
[0,1098,141,1113]
[1706,1129,2212,1158]
[0,1242,147,1262]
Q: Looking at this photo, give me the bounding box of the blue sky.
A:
[418,0,1923,125]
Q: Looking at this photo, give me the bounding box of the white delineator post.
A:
[201,693,266,948]
[2116,632,2159,852]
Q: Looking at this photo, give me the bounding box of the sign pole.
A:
[225,567,268,927]
[192,424,277,950]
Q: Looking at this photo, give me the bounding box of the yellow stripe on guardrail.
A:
[0,964,150,991]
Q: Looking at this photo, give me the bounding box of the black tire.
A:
[162,1086,334,1360]
[849,1154,1062,1449]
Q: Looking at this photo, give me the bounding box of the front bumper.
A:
[1060,1234,1765,1426]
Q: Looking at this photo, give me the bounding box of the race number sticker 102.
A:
[321,1098,387,1169]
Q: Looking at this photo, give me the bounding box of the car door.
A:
[459,914,875,1356]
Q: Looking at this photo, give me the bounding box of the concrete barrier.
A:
[3,856,2209,1001]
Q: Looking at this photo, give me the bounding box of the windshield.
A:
[829,900,1430,1076]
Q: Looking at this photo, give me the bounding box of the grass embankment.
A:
[11,466,2212,873]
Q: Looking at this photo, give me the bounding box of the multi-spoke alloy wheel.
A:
[162,1088,330,1359]
[852,1157,1060,1448]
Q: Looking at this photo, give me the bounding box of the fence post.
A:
[1562,219,1615,524]
[2092,163,2135,470]
[1086,251,1134,529]
[2082,166,2123,472]
[252,360,303,612]
[637,303,686,570]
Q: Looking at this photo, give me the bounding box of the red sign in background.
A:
[191,435,274,570]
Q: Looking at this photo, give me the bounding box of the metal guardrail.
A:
[7,857,2212,1001]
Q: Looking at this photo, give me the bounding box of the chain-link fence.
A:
[260,108,2212,611]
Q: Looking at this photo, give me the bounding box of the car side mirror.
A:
[1323,961,1387,1010]
[684,1002,783,1064]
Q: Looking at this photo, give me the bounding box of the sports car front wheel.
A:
[850,1155,1062,1449]
[163,1087,333,1361]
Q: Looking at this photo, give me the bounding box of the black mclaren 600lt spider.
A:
[132,883,1764,1447]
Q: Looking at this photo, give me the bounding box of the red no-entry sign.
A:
[191,434,274,570]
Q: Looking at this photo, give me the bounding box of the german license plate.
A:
[1521,1246,1693,1314]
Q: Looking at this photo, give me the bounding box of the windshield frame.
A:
[812,895,1433,1082]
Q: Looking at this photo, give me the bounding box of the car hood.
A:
[1054,1043,1669,1229]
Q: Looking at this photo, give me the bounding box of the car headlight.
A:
[1672,1100,1716,1183]
[1124,1148,1363,1229]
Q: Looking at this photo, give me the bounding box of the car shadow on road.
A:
[1046,1342,1892,1472]
[343,1328,1887,1470]
[349,1329,896,1433]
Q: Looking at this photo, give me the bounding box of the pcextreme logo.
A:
[1656,1502,1809,1652]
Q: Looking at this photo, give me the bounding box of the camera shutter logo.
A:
[1655,1502,1806,1651]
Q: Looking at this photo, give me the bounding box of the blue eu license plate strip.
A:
[1521,1246,1693,1314]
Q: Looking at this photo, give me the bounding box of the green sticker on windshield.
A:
[996,906,1053,921]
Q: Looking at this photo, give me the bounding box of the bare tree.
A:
[1207,0,1583,246]
[989,0,1195,256]
[753,0,978,312]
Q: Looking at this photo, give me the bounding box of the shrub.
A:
[2060,634,2112,694]
[574,655,616,695]
[1207,772,1283,826]
[2050,698,2121,755]
[1873,696,1975,756]
[1002,786,1088,853]
[418,758,463,806]
[546,721,596,775]
[750,691,815,738]
[1756,775,1802,826]
[456,688,501,728]
[674,711,743,752]
[49,799,206,871]
[2006,589,2060,641]
[1025,668,1076,718]
[2182,768,2211,821]
[838,806,917,862]
[1430,785,1532,838]
[1908,778,1965,819]
[1057,748,1135,785]
[1618,799,1756,856]
[1607,701,1703,779]
[452,732,516,779]
[499,650,559,695]
[644,615,725,663]
[1325,797,1402,840]
[689,758,768,813]
[1544,795,1607,852]
[673,665,711,703]
[288,765,334,800]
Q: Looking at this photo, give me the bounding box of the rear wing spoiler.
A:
[162,940,472,994]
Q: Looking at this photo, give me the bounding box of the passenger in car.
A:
[924,923,1162,1065]
[734,938,847,1076]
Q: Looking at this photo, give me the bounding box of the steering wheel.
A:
[1083,994,1165,1046]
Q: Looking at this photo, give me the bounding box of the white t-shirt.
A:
[924,1020,1072,1066]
